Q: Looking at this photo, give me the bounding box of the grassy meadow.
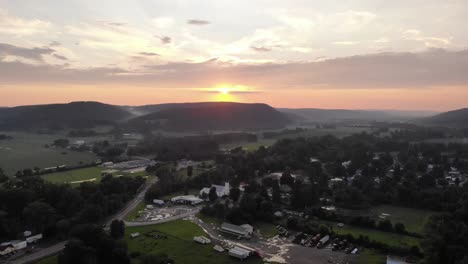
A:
[0,132,98,176]
[41,166,148,186]
[125,220,262,264]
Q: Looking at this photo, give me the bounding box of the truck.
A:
[26,234,43,244]
[193,236,211,244]
[317,235,330,248]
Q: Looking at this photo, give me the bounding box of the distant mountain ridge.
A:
[421,108,468,126]
[279,108,436,122]
[0,101,132,130]
[129,102,291,131]
[0,101,460,131]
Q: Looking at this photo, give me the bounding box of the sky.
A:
[0,0,467,110]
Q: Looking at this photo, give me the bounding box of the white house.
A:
[200,182,230,198]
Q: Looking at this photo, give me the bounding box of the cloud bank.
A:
[1,43,467,91]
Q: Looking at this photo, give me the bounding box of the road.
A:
[7,176,158,264]
[106,176,158,226]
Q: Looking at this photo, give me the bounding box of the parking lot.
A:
[132,205,200,222]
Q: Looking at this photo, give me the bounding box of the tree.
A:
[229,186,241,202]
[110,220,125,239]
[272,181,281,203]
[187,166,193,178]
[23,201,56,233]
[209,187,218,202]
[377,219,393,232]
[58,239,97,264]
[280,170,294,186]
[0,168,7,183]
[394,222,406,234]
[54,138,70,148]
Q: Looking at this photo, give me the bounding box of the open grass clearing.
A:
[41,166,149,186]
[256,222,279,239]
[34,255,58,264]
[330,223,421,248]
[222,127,373,152]
[335,205,437,234]
[0,132,98,176]
[125,201,148,221]
[125,220,262,264]
[356,249,386,264]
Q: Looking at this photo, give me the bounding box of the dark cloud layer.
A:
[0,43,55,62]
[251,46,272,52]
[138,52,160,57]
[187,19,211,25]
[159,36,171,44]
[1,47,467,90]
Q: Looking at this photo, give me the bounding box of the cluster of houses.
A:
[0,231,42,257]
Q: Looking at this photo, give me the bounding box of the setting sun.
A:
[219,87,230,95]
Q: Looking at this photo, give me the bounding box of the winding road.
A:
[7,176,158,264]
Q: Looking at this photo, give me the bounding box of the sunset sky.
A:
[1,0,467,110]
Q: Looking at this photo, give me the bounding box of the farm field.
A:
[41,166,148,186]
[356,249,386,264]
[335,205,437,234]
[125,220,262,264]
[0,132,98,176]
[222,127,373,152]
[35,255,58,264]
[331,223,421,248]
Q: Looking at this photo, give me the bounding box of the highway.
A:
[8,176,158,264]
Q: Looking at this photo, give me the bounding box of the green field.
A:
[257,222,279,239]
[41,166,148,186]
[368,205,436,234]
[335,205,436,234]
[331,223,421,248]
[125,220,262,264]
[356,249,386,264]
[0,132,98,176]
[125,201,148,221]
[35,255,58,264]
[222,127,373,152]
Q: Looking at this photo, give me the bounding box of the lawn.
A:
[0,132,98,176]
[125,201,147,221]
[368,205,436,234]
[356,249,386,264]
[221,127,373,152]
[256,222,279,239]
[125,220,262,264]
[335,205,437,234]
[331,223,421,248]
[197,213,223,225]
[41,166,149,186]
[35,255,58,264]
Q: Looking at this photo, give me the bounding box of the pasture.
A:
[0,132,98,176]
[336,205,436,234]
[41,166,148,186]
[222,126,373,152]
[331,223,421,248]
[125,220,262,264]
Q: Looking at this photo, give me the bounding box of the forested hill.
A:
[0,101,132,130]
[129,102,291,131]
[421,108,468,126]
